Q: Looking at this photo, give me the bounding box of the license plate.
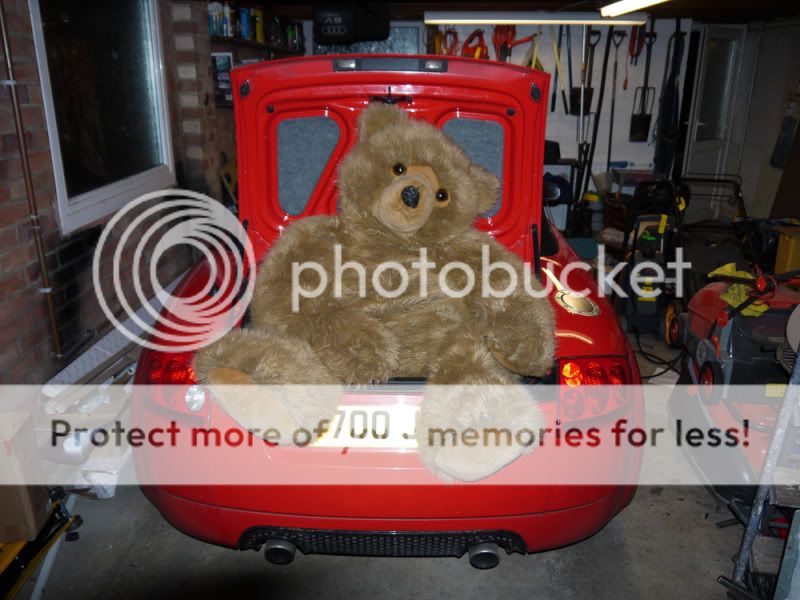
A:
[314,404,419,449]
[766,383,787,398]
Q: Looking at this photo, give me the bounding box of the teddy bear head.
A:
[337,103,499,242]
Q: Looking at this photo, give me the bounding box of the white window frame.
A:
[29,0,175,235]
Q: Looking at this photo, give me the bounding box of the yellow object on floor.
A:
[0,541,26,574]
[707,263,769,317]
[775,226,800,275]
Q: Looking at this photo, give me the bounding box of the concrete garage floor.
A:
[27,336,745,599]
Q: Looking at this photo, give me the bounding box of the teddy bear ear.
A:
[357,102,408,140]
[470,165,501,214]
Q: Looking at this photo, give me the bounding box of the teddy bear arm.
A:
[483,293,556,377]
[194,328,338,385]
[463,237,556,377]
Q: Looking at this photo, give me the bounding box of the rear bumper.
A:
[141,484,635,554]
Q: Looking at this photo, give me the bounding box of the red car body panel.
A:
[134,55,641,554]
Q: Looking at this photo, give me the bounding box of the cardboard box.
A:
[0,485,49,543]
[1,392,51,542]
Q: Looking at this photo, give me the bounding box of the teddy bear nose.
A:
[400,186,420,208]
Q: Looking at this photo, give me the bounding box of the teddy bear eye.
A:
[436,189,449,202]
[392,163,406,176]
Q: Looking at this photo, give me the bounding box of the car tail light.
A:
[559,358,628,387]
[154,354,197,386]
[558,357,631,422]
[609,364,626,386]
[583,362,609,385]
[136,349,207,415]
[561,362,582,387]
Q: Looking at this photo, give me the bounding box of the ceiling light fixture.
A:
[423,11,648,27]
[600,0,671,18]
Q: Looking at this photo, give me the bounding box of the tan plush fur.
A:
[195,103,556,481]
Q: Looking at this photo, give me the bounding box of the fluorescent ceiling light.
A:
[601,0,670,17]
[423,11,648,26]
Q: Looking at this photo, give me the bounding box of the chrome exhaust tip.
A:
[263,539,296,565]
[468,542,500,569]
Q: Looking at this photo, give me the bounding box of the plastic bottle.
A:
[222,1,232,37]
[239,7,250,40]
[207,2,222,36]
[254,8,264,44]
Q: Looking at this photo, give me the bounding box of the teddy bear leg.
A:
[194,329,341,444]
[418,338,544,482]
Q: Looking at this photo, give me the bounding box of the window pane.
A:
[697,37,736,142]
[277,116,340,215]
[313,26,421,55]
[442,119,504,216]
[39,0,164,198]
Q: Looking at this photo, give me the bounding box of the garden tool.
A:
[570,26,601,116]
[606,30,627,170]
[566,26,573,100]
[493,25,515,61]
[432,27,459,55]
[427,25,439,54]
[629,18,657,142]
[550,25,562,111]
[495,25,536,64]
[624,24,645,89]
[578,26,614,203]
[442,28,459,55]
[653,18,685,173]
[519,28,541,69]
[549,26,569,114]
[462,29,489,59]
[531,26,542,68]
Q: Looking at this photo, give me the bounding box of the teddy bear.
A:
[195,103,555,482]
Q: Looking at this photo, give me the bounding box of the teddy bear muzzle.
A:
[374,164,441,235]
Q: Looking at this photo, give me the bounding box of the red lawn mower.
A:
[667,260,800,505]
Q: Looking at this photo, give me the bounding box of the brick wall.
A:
[0,0,220,383]
[0,0,61,383]
[160,1,221,199]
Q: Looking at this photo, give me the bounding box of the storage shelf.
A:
[211,35,267,49]
[270,47,305,56]
[210,36,304,56]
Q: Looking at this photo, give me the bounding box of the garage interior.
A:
[1,0,800,598]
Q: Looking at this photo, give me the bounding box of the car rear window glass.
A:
[442,118,504,217]
[277,116,340,215]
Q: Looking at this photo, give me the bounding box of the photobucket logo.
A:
[290,244,690,311]
[292,245,549,311]
[92,190,255,352]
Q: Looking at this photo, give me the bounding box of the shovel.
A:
[629,19,657,142]
[549,26,569,113]
[570,27,601,116]
[606,30,627,170]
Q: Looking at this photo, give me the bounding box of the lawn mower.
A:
[612,178,690,338]
[667,271,800,600]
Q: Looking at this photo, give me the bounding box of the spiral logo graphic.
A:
[92,190,256,352]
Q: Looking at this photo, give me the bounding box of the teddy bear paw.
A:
[205,370,341,445]
[417,384,544,482]
[488,337,555,378]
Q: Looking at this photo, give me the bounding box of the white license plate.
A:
[314,404,419,449]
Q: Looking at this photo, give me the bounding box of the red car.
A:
[133,55,642,568]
